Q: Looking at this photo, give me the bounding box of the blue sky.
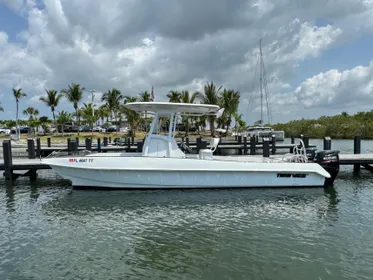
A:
[1,1,373,124]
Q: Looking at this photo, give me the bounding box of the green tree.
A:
[180,90,200,136]
[39,89,63,129]
[23,106,39,137]
[122,96,139,137]
[79,103,99,130]
[199,81,222,136]
[61,83,85,135]
[101,88,123,128]
[56,110,73,136]
[39,116,51,135]
[220,89,240,133]
[12,88,27,139]
[167,90,181,103]
[139,90,152,132]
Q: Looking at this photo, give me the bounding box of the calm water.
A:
[1,139,373,280]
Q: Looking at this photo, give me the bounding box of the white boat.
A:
[42,102,339,189]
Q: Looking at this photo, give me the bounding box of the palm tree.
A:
[13,88,27,140]
[167,90,181,103]
[220,89,240,133]
[122,96,139,137]
[56,110,73,136]
[39,89,63,129]
[98,104,110,126]
[101,88,123,128]
[61,82,85,135]
[199,81,222,136]
[79,103,99,130]
[180,90,200,136]
[139,90,152,132]
[23,106,39,136]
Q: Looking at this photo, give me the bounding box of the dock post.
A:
[67,138,71,152]
[131,137,134,145]
[103,137,108,147]
[75,137,79,147]
[271,135,276,155]
[323,137,331,150]
[36,138,41,157]
[186,137,189,146]
[303,136,309,148]
[354,136,361,173]
[85,137,92,151]
[250,136,256,155]
[27,138,36,159]
[137,140,144,152]
[70,140,78,155]
[97,138,101,152]
[196,136,203,154]
[263,138,270,157]
[2,140,13,181]
[47,137,51,147]
[127,137,131,152]
[291,135,295,144]
[238,135,242,155]
[109,137,112,143]
[243,136,248,155]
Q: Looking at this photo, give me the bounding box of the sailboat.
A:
[244,39,285,141]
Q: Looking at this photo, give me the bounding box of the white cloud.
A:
[0,0,372,123]
[293,60,373,109]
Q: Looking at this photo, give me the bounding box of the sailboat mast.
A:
[259,38,263,127]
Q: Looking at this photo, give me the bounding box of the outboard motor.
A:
[305,147,318,162]
[313,150,340,186]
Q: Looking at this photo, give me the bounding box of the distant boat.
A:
[239,38,285,141]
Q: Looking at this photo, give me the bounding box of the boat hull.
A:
[42,157,329,189]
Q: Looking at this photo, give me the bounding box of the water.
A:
[1,139,373,280]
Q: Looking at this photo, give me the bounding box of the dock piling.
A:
[263,138,270,157]
[75,137,79,147]
[103,137,108,147]
[97,138,101,152]
[303,136,309,148]
[237,135,242,155]
[354,136,361,173]
[243,136,248,155]
[47,137,51,147]
[127,137,131,152]
[36,138,41,157]
[2,140,13,181]
[250,136,256,155]
[85,137,92,151]
[271,135,276,155]
[323,137,332,150]
[137,140,144,152]
[70,140,78,155]
[27,138,36,159]
[67,138,71,152]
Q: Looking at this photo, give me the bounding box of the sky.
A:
[0,0,373,124]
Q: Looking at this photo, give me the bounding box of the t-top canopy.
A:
[124,102,221,116]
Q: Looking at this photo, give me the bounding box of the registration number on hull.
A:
[277,173,308,178]
[69,158,94,163]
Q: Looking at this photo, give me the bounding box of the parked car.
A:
[57,122,79,133]
[0,127,10,134]
[93,126,105,132]
[106,125,118,132]
[79,125,91,132]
